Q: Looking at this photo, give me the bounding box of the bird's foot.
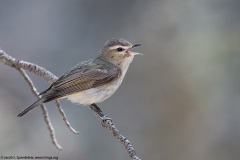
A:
[100,115,112,127]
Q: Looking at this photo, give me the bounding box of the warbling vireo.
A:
[18,38,142,117]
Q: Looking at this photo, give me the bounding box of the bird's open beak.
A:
[132,44,142,48]
[131,44,143,55]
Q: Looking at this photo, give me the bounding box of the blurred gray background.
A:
[1,0,240,160]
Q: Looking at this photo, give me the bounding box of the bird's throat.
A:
[119,56,134,78]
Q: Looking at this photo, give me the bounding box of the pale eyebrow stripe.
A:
[109,45,129,50]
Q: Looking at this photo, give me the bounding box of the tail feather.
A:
[18,98,46,117]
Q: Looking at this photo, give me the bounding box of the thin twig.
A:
[17,68,62,150]
[41,102,62,150]
[54,100,79,134]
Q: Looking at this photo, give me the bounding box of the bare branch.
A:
[54,100,79,134]
[0,50,141,160]
[0,50,57,83]
[16,68,62,150]
[89,104,141,160]
[41,102,62,150]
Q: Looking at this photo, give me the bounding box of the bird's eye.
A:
[117,47,124,52]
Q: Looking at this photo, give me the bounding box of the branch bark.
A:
[0,49,141,160]
[17,68,62,150]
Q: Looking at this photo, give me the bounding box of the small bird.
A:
[18,38,142,117]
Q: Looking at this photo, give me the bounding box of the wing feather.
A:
[41,59,121,102]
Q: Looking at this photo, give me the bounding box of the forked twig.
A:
[16,68,62,150]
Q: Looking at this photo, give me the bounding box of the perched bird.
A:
[18,38,142,117]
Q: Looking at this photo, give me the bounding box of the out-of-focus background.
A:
[1,0,240,160]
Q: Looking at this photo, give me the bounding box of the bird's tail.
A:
[18,97,46,117]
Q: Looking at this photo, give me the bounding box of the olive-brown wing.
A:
[43,66,121,102]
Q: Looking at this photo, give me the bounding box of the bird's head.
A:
[100,38,142,66]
